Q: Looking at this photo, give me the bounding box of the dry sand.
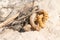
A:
[0,0,60,40]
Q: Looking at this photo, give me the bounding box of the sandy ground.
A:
[0,0,60,40]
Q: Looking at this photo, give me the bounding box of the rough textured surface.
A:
[0,0,34,31]
[0,0,60,40]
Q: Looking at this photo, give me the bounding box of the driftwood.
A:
[0,13,19,28]
[0,0,48,31]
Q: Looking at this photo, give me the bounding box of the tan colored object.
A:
[37,10,48,28]
[39,10,48,23]
[37,14,44,28]
[23,24,31,31]
[30,13,37,29]
[0,12,19,28]
[30,9,48,31]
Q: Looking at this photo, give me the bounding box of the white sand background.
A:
[0,0,60,40]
